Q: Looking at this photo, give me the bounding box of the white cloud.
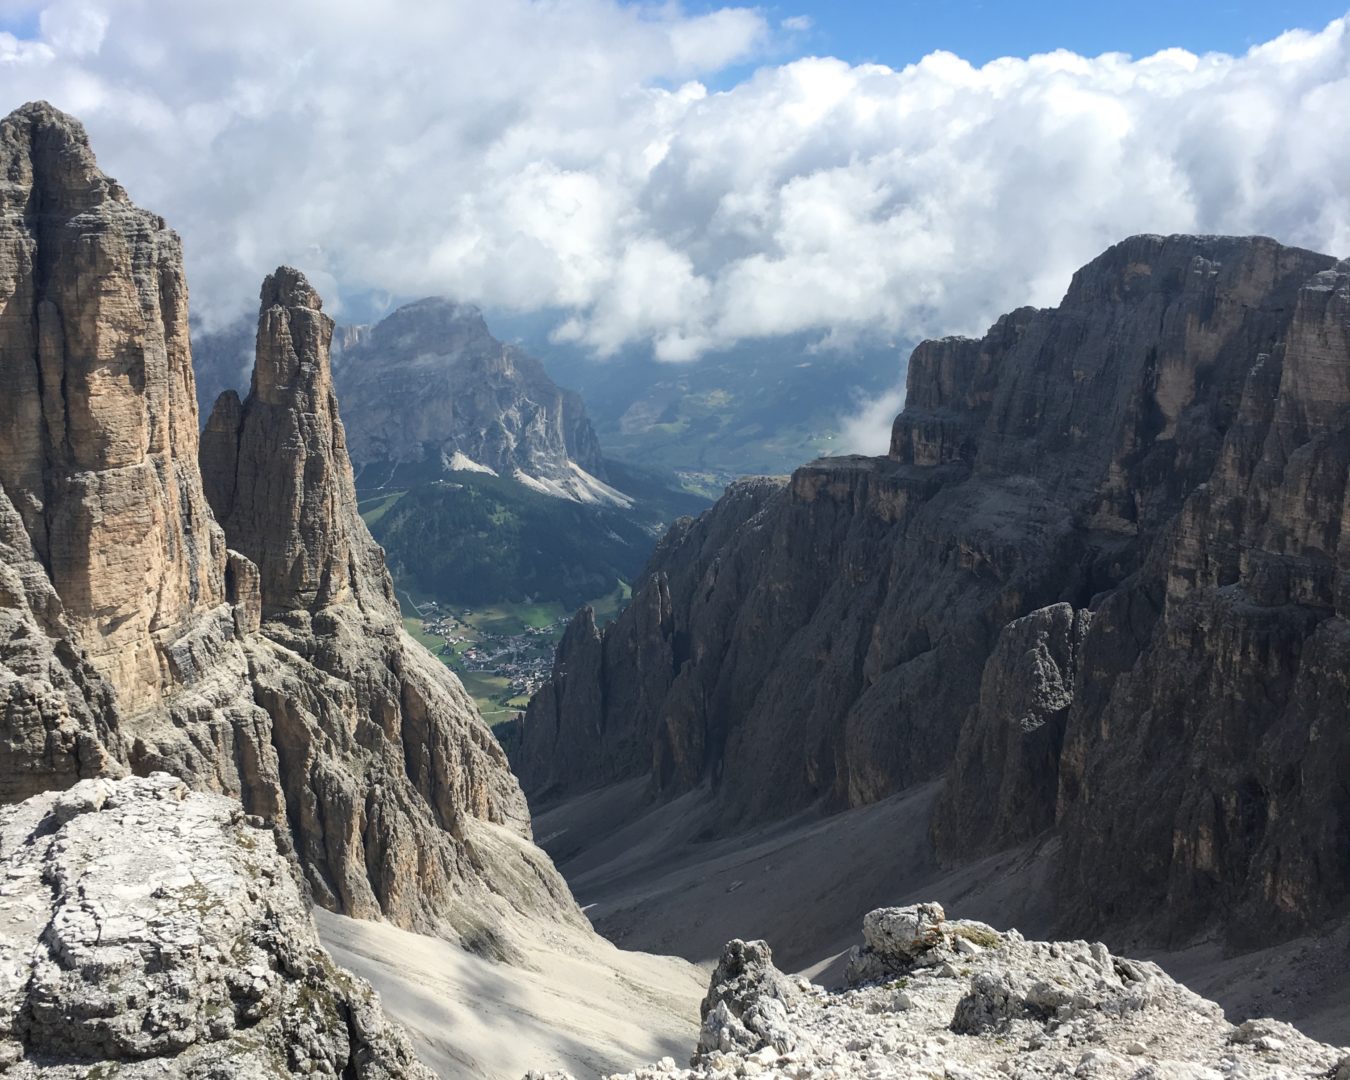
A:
[838,383,907,456]
[0,0,1346,365]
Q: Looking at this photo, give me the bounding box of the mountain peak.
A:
[260,264,323,312]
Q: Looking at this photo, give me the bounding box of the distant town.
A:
[417,601,568,701]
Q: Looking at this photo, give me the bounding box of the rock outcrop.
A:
[0,101,580,952]
[519,234,1350,950]
[200,267,394,616]
[529,905,1350,1080]
[0,773,434,1078]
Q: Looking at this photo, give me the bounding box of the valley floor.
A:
[322,779,1350,1078]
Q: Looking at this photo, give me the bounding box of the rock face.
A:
[531,905,1350,1080]
[198,265,581,943]
[0,480,124,803]
[520,234,1350,949]
[200,268,394,616]
[328,297,622,504]
[0,101,580,952]
[0,101,227,714]
[0,773,434,1078]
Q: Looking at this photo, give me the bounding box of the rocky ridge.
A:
[0,100,580,954]
[517,234,1350,950]
[0,773,434,1078]
[528,904,1350,1080]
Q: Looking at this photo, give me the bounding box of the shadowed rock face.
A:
[519,234,1350,948]
[0,101,580,951]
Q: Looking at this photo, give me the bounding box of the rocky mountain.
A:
[530,903,1350,1080]
[517,233,1350,952]
[193,297,626,506]
[0,100,577,964]
[333,298,627,504]
[0,774,433,1078]
[506,323,910,485]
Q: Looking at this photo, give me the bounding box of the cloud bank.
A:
[0,2,1347,360]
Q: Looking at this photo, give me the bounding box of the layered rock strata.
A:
[0,773,434,1078]
[519,235,1350,948]
[0,100,226,714]
[199,265,580,942]
[528,904,1350,1080]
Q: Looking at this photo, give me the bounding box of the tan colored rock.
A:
[0,101,227,715]
[0,102,581,951]
[201,268,393,615]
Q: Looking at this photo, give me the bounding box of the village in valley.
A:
[397,581,630,731]
[423,604,562,700]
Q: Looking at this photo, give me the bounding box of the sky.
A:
[768,1,1350,69]
[0,0,1347,447]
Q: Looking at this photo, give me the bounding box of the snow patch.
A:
[510,463,634,510]
[445,451,498,476]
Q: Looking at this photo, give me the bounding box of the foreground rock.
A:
[530,904,1350,1080]
[0,774,433,1078]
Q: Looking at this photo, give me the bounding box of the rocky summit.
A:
[528,904,1350,1080]
[518,234,1350,951]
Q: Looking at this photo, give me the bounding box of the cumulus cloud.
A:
[0,0,1346,365]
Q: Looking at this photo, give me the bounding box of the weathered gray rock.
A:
[0,774,434,1078]
[697,939,801,1056]
[0,482,124,802]
[532,906,1348,1080]
[329,296,613,498]
[197,265,582,945]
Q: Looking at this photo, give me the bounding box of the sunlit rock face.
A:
[331,296,623,505]
[0,100,227,714]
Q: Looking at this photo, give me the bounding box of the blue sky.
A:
[723,1,1350,66]
[6,3,1347,64]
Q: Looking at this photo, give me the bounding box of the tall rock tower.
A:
[0,102,226,712]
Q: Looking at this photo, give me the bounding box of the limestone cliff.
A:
[199,266,581,943]
[518,234,1350,949]
[0,101,579,951]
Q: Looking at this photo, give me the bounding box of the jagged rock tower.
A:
[0,100,578,949]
